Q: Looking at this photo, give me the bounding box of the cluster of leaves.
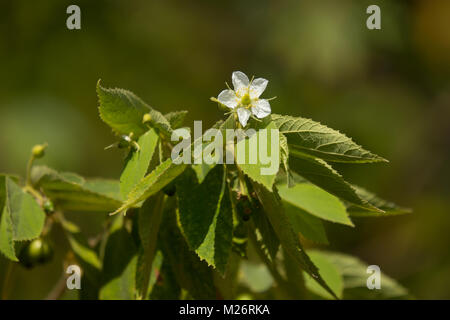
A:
[0,80,410,299]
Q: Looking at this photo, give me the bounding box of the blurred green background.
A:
[0,0,449,299]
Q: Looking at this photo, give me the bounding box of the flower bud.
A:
[43,199,55,214]
[143,113,152,124]
[32,144,47,158]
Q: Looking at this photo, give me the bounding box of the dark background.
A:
[0,0,449,299]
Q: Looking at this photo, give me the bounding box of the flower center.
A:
[241,92,252,106]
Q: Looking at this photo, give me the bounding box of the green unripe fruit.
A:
[19,238,54,268]
[142,113,152,124]
[32,144,47,158]
[37,240,54,264]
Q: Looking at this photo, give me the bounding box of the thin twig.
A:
[45,272,67,300]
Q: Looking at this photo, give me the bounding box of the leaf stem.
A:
[24,152,46,205]
[23,185,44,204]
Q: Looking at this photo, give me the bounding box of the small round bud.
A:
[43,199,54,214]
[143,113,152,124]
[32,144,47,158]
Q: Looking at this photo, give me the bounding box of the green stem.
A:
[24,153,46,205]
[23,185,44,204]
[44,272,67,300]
[236,167,248,196]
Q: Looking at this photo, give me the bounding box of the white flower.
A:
[216,71,272,127]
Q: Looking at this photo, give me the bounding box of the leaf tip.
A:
[379,156,389,163]
[346,219,355,228]
[109,207,126,216]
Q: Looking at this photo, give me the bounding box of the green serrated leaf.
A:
[159,202,217,299]
[251,182,338,299]
[272,114,387,163]
[9,181,46,241]
[237,120,279,191]
[149,257,182,299]
[307,250,409,299]
[120,129,159,198]
[145,250,163,298]
[278,183,353,226]
[67,233,102,270]
[100,255,137,300]
[100,227,138,300]
[0,176,46,261]
[247,181,280,261]
[82,180,122,200]
[289,155,381,213]
[164,110,188,129]
[0,176,16,261]
[113,159,187,214]
[176,166,233,275]
[303,250,344,299]
[136,192,165,299]
[347,185,412,217]
[279,132,294,188]
[283,202,329,244]
[31,166,123,212]
[192,162,215,184]
[97,80,172,138]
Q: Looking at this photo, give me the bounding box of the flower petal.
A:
[232,71,250,95]
[237,108,252,127]
[218,89,238,109]
[251,99,271,118]
[249,78,268,99]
